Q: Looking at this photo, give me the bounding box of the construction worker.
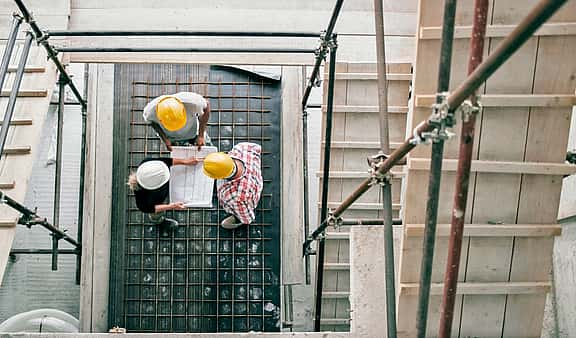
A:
[203,142,263,229]
[143,92,211,151]
[127,156,202,234]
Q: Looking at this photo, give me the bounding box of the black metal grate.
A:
[111,64,281,332]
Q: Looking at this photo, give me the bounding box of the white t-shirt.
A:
[143,92,208,143]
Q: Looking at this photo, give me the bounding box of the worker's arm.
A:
[196,100,210,150]
[173,157,203,166]
[154,202,186,213]
[150,122,173,151]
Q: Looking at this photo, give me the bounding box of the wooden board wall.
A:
[319,62,412,331]
[397,0,576,336]
[0,44,62,284]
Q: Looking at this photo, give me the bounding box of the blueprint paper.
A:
[170,146,217,208]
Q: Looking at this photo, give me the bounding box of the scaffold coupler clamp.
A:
[36,30,50,44]
[368,152,392,185]
[458,99,481,123]
[326,211,343,229]
[419,91,455,144]
[316,30,330,61]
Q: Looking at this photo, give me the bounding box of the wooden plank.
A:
[67,7,417,36]
[325,141,403,149]
[0,119,33,126]
[65,35,416,65]
[415,94,576,107]
[328,105,408,113]
[405,223,562,237]
[321,318,350,325]
[325,263,351,271]
[2,145,31,155]
[0,90,47,97]
[323,291,350,299]
[335,73,412,81]
[316,170,404,179]
[0,180,15,189]
[6,67,45,73]
[0,219,16,227]
[70,0,418,12]
[326,232,350,240]
[420,22,576,39]
[321,202,401,211]
[79,64,114,332]
[281,66,304,285]
[408,158,576,176]
[399,282,552,295]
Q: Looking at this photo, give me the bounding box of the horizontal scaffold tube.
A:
[54,47,317,54]
[47,30,321,37]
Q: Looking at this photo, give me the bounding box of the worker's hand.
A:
[165,139,173,152]
[170,202,186,210]
[195,134,205,150]
[186,157,204,165]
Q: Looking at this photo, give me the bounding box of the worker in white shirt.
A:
[143,92,211,151]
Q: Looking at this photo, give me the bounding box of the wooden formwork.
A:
[398,0,576,337]
[319,62,412,330]
[0,43,61,284]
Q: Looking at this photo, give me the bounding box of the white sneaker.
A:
[221,215,243,229]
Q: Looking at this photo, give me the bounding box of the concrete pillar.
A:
[349,225,388,337]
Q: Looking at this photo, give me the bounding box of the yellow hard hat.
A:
[156,96,187,131]
[203,152,235,179]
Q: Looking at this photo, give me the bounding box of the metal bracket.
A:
[458,99,481,123]
[326,211,343,229]
[367,152,392,185]
[412,92,456,144]
[35,30,50,44]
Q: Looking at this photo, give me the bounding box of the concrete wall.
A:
[62,0,417,65]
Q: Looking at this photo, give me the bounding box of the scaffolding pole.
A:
[46,30,320,38]
[0,14,22,107]
[435,0,485,336]
[373,0,396,335]
[302,107,311,285]
[301,0,344,291]
[54,47,317,54]
[304,0,569,258]
[51,75,66,271]
[301,0,345,107]
[314,38,337,332]
[75,64,89,284]
[341,218,402,226]
[1,191,81,248]
[415,0,457,336]
[14,0,87,110]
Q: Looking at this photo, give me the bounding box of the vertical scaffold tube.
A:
[437,1,488,336]
[374,0,397,336]
[314,37,337,332]
[416,0,457,336]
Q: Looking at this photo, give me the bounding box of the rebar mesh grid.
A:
[111,64,281,332]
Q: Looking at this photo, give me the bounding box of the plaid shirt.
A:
[217,143,263,224]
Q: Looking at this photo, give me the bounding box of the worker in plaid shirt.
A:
[202,142,263,229]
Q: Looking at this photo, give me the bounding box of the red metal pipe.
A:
[438,1,489,337]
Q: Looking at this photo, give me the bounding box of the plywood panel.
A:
[398,0,574,336]
[320,62,412,328]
